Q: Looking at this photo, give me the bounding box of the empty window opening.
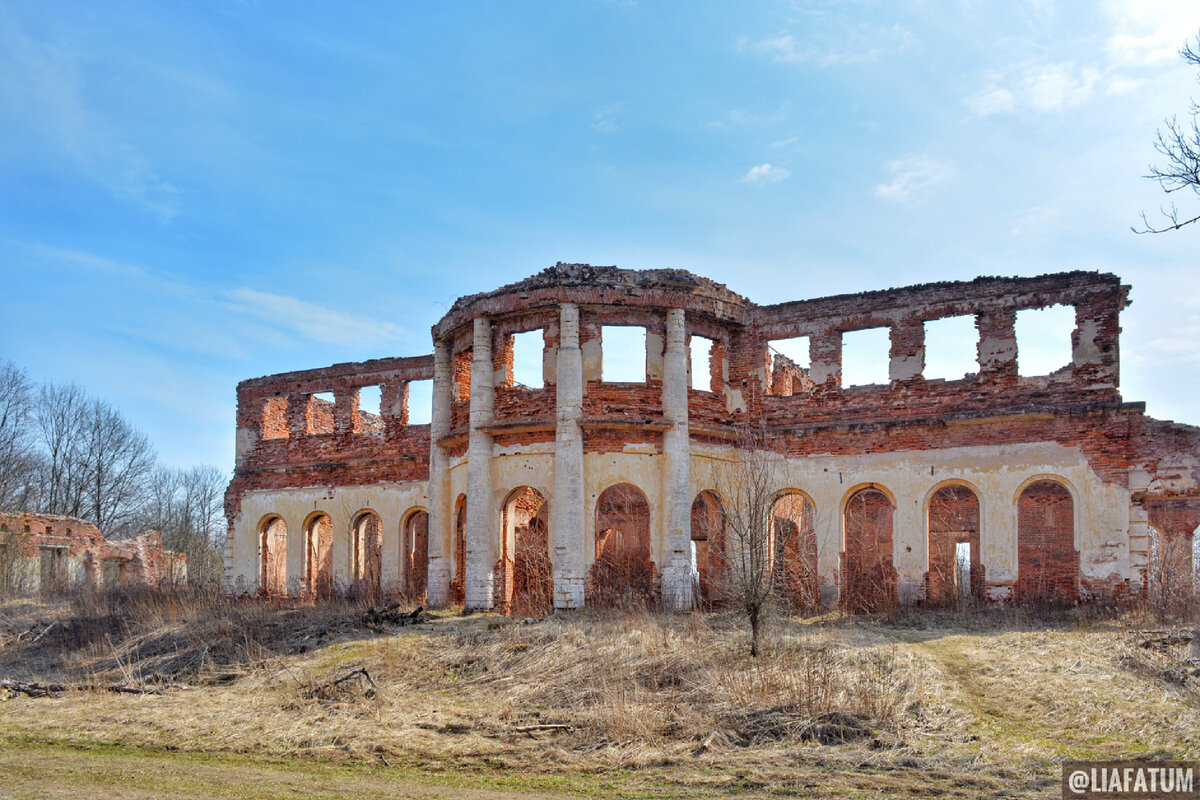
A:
[407,379,432,425]
[307,391,335,434]
[690,336,714,391]
[356,385,383,434]
[1016,480,1077,603]
[511,330,545,389]
[262,396,289,440]
[450,495,467,605]
[259,516,288,596]
[601,326,646,383]
[923,316,978,381]
[841,327,891,388]
[1015,304,1074,377]
[768,336,812,396]
[691,491,726,605]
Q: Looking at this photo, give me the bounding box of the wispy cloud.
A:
[223,288,407,347]
[744,23,916,67]
[742,163,790,184]
[0,11,180,222]
[874,156,954,202]
[968,62,1099,117]
[1104,0,1200,66]
[1011,206,1059,236]
[591,103,625,133]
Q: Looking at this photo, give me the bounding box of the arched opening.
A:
[589,483,656,606]
[351,511,383,603]
[450,494,467,605]
[691,491,726,606]
[497,487,552,616]
[403,510,429,602]
[304,513,334,599]
[259,516,288,596]
[1016,480,1078,604]
[772,491,819,612]
[925,485,982,608]
[840,487,898,613]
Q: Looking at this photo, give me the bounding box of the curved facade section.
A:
[225,263,1200,613]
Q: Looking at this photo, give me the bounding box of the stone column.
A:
[660,308,694,610]
[465,317,496,610]
[552,303,585,608]
[426,339,453,606]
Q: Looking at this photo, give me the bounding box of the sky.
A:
[3,0,1200,473]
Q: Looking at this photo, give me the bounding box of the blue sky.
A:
[3,0,1200,472]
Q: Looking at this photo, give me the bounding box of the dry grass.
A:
[2,591,1199,798]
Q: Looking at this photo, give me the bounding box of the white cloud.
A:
[1104,0,1200,66]
[748,23,916,67]
[874,156,954,202]
[1011,206,1059,236]
[742,163,790,184]
[968,62,1098,117]
[591,104,625,133]
[223,288,407,347]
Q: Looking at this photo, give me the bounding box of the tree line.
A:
[0,360,226,585]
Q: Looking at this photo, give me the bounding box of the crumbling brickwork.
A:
[0,512,186,594]
[225,264,1200,613]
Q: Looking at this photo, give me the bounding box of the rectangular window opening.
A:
[923,316,978,381]
[767,336,811,396]
[308,391,336,434]
[407,379,432,425]
[601,326,646,383]
[1015,304,1075,377]
[841,327,891,388]
[357,385,383,434]
[690,335,714,391]
[511,330,544,389]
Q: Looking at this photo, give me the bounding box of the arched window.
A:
[499,487,552,615]
[351,511,383,602]
[403,510,429,602]
[691,491,726,605]
[259,516,288,596]
[772,491,819,612]
[840,487,897,613]
[1016,481,1077,604]
[926,485,982,607]
[590,484,655,606]
[304,513,334,599]
[450,495,467,605]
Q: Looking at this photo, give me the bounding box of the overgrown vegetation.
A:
[2,588,1198,798]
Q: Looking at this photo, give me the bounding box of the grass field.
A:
[1,591,1197,799]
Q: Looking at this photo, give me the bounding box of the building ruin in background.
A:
[223,265,1200,612]
[0,512,187,594]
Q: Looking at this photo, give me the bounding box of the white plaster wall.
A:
[227,480,428,595]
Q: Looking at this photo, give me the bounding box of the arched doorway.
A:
[259,516,288,596]
[304,513,334,598]
[840,487,898,613]
[926,485,982,607]
[351,511,383,603]
[450,495,467,605]
[403,509,429,602]
[1016,480,1077,604]
[498,487,552,615]
[691,491,726,605]
[772,491,819,612]
[589,483,655,606]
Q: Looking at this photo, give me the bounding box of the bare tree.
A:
[136,465,226,585]
[79,397,156,535]
[0,362,36,511]
[33,382,89,518]
[716,425,780,657]
[1136,31,1200,233]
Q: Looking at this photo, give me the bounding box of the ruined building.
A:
[0,512,187,594]
[223,265,1200,612]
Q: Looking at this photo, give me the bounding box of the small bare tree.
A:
[716,424,779,657]
[1136,30,1200,233]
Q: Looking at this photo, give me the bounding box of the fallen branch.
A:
[0,679,178,699]
[363,604,429,628]
[1139,634,1194,649]
[508,723,570,734]
[308,667,377,698]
